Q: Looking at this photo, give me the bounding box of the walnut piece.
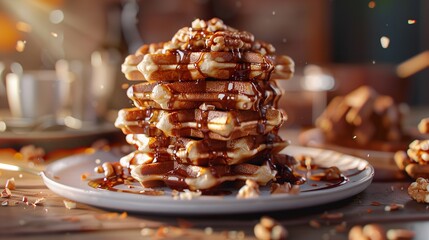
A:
[270,182,300,195]
[408,177,429,203]
[407,140,429,164]
[386,229,415,240]
[349,224,385,240]
[63,199,77,209]
[237,179,260,199]
[5,178,16,190]
[418,118,429,134]
[20,145,45,163]
[172,189,202,200]
[1,188,11,198]
[254,216,288,240]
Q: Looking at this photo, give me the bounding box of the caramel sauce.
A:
[88,176,164,196]
[302,175,349,192]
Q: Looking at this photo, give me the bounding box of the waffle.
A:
[127,80,282,110]
[121,18,294,82]
[129,154,297,190]
[112,18,297,191]
[122,51,294,82]
[120,134,287,166]
[115,106,285,140]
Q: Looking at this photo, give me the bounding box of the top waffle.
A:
[121,18,294,82]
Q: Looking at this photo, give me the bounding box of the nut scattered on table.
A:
[63,199,77,209]
[349,224,385,240]
[418,118,429,134]
[384,203,404,212]
[386,229,415,240]
[394,116,429,179]
[1,188,11,198]
[19,145,45,163]
[320,212,344,220]
[408,177,429,203]
[32,198,45,207]
[254,216,288,240]
[5,178,16,190]
[394,151,411,171]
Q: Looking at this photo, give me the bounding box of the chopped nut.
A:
[407,140,429,164]
[335,221,347,233]
[349,224,386,240]
[386,229,415,240]
[260,216,276,229]
[1,188,11,198]
[173,189,202,200]
[204,227,213,235]
[363,224,386,240]
[320,212,344,220]
[237,179,260,199]
[112,162,123,176]
[408,177,429,203]
[254,216,287,240]
[225,230,245,240]
[5,178,16,190]
[270,182,300,195]
[296,154,314,170]
[324,166,342,181]
[96,212,120,220]
[33,197,45,206]
[271,225,287,240]
[384,203,404,212]
[80,173,90,180]
[141,227,155,237]
[94,165,104,174]
[63,199,77,209]
[309,219,321,228]
[119,212,128,219]
[405,162,429,179]
[371,201,382,206]
[311,166,343,181]
[102,162,114,178]
[418,118,429,134]
[20,145,45,163]
[394,151,412,171]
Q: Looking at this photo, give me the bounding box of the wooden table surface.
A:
[0,127,428,240]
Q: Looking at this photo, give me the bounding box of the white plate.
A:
[41,146,374,215]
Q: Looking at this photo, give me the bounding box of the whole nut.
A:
[348,225,368,240]
[260,216,276,229]
[5,178,16,190]
[394,151,411,171]
[254,223,270,240]
[271,225,287,240]
[102,162,114,178]
[362,224,386,240]
[418,118,429,134]
[405,163,429,179]
[254,216,288,240]
[386,229,415,240]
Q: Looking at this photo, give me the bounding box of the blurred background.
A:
[0,0,428,128]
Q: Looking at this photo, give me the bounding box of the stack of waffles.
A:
[116,18,296,191]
